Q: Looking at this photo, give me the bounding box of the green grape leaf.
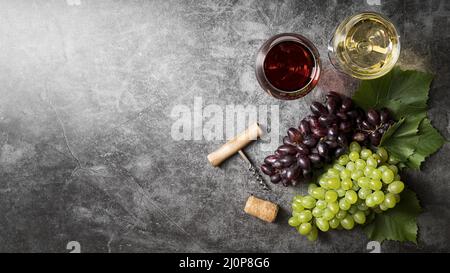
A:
[380,116,422,163]
[383,134,420,163]
[363,189,421,244]
[389,113,425,138]
[352,67,433,119]
[380,117,405,145]
[406,118,446,169]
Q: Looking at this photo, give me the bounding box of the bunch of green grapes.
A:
[288,142,405,241]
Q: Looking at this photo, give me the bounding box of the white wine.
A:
[329,12,400,79]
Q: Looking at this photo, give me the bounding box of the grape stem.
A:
[360,123,385,135]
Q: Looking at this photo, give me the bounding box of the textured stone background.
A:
[0,0,449,252]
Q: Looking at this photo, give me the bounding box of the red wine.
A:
[263,41,316,92]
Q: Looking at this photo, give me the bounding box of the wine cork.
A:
[244,196,279,223]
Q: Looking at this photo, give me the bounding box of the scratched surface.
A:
[0,0,449,252]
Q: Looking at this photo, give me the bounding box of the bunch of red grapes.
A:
[260,92,394,187]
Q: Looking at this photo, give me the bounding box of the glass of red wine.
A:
[255,33,321,100]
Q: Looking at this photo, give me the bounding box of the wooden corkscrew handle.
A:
[207,122,263,167]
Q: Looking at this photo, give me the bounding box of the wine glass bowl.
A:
[255,33,321,100]
[328,12,400,80]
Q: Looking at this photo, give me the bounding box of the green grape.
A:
[349,141,361,153]
[336,210,347,220]
[388,164,398,175]
[383,193,397,209]
[325,190,338,203]
[366,156,378,168]
[338,154,350,166]
[372,154,382,164]
[340,169,352,180]
[369,179,382,191]
[292,211,302,218]
[349,151,360,162]
[298,210,312,223]
[353,211,366,224]
[327,177,341,189]
[381,169,395,184]
[337,188,347,197]
[346,161,356,171]
[372,191,385,204]
[333,164,345,172]
[302,196,317,209]
[360,148,372,160]
[327,202,340,214]
[292,202,304,212]
[371,169,382,180]
[355,159,366,170]
[316,218,330,232]
[357,177,371,189]
[329,218,340,229]
[288,216,301,227]
[377,165,389,173]
[379,203,389,211]
[388,181,404,194]
[307,226,318,241]
[358,188,372,200]
[348,205,358,214]
[316,200,327,210]
[373,206,383,214]
[322,208,335,221]
[357,202,369,211]
[339,198,351,210]
[345,190,358,204]
[341,178,353,190]
[319,178,328,189]
[377,147,389,162]
[293,195,303,203]
[365,195,376,207]
[351,170,364,180]
[388,155,399,165]
[340,215,355,230]
[308,184,318,195]
[363,166,375,177]
[298,222,312,235]
[394,194,401,202]
[312,207,323,218]
[394,174,401,181]
[322,174,330,180]
[311,187,326,200]
[328,168,340,178]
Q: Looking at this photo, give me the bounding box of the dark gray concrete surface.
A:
[0,0,449,252]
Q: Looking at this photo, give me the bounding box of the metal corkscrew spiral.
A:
[239,150,270,191]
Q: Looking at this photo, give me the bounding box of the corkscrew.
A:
[238,150,270,191]
[207,123,271,191]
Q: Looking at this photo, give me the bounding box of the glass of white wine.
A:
[328,12,400,79]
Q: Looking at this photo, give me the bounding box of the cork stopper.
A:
[244,196,279,223]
